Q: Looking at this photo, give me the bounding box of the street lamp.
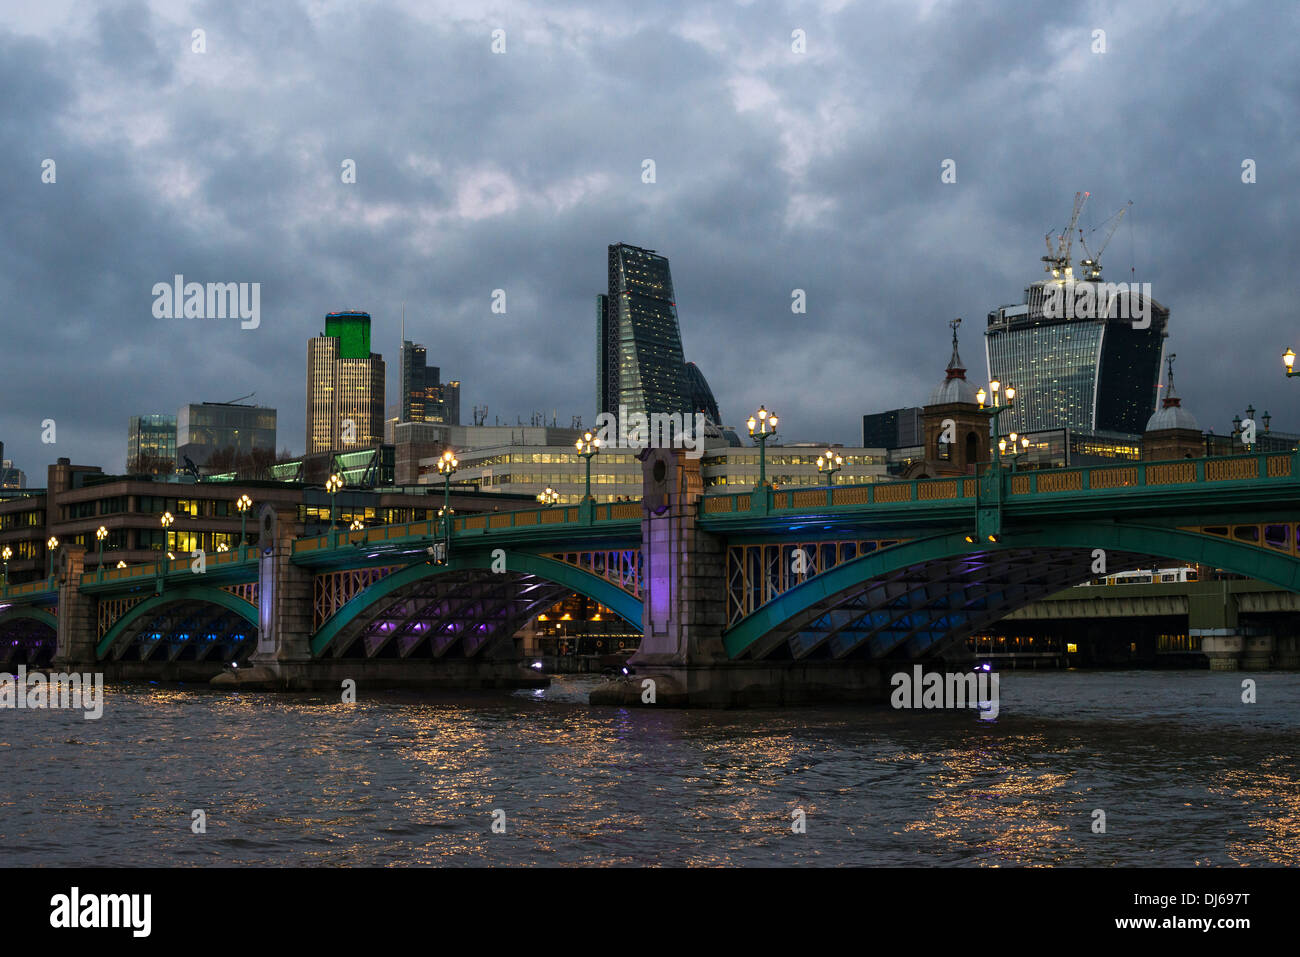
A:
[436,450,458,536]
[95,526,108,580]
[350,518,365,532]
[116,560,127,569]
[1284,348,1298,378]
[47,535,59,582]
[2,545,11,594]
[537,487,560,506]
[747,406,779,489]
[817,449,843,506]
[325,473,344,545]
[975,380,1017,464]
[575,432,601,502]
[235,493,253,559]
[998,434,1031,470]
[159,512,173,577]
[217,542,230,553]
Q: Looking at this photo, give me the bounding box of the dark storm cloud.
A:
[0,0,1296,476]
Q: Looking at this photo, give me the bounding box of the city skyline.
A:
[2,2,1297,476]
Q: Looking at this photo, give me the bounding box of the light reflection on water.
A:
[0,670,1297,866]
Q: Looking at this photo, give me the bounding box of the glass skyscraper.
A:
[400,341,460,427]
[598,244,695,417]
[307,312,386,454]
[984,280,1169,437]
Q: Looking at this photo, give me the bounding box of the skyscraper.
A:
[306,311,386,454]
[399,340,460,426]
[984,279,1169,436]
[598,244,694,417]
[683,361,722,424]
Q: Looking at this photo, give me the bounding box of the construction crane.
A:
[1042,191,1089,280]
[1077,200,1132,281]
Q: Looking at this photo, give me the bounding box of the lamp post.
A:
[975,380,1017,465]
[95,526,108,580]
[236,494,253,560]
[217,543,230,553]
[325,473,344,546]
[537,487,560,507]
[747,406,779,489]
[436,450,458,538]
[998,434,1031,471]
[1284,348,1298,378]
[575,432,601,502]
[2,545,10,595]
[46,536,59,583]
[159,512,173,580]
[817,449,843,506]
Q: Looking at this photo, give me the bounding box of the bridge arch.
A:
[311,551,643,658]
[724,521,1300,661]
[96,586,258,663]
[0,606,58,667]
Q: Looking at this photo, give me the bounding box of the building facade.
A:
[0,456,535,586]
[306,311,386,454]
[984,279,1169,437]
[598,243,695,418]
[176,401,277,468]
[126,414,177,474]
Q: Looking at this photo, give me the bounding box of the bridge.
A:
[2,447,1298,705]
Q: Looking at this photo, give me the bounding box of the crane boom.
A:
[1078,200,1132,280]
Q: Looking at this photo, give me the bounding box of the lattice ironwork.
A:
[541,549,643,598]
[221,583,258,606]
[98,596,145,639]
[314,566,402,630]
[726,539,907,625]
[1181,522,1300,557]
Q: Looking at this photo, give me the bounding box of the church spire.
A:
[945,317,967,380]
[1162,352,1181,408]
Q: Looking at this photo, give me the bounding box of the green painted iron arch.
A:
[0,606,59,634]
[95,586,258,660]
[723,521,1300,659]
[310,551,644,657]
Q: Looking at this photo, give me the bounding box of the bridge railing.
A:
[291,500,644,555]
[0,579,58,600]
[75,546,255,589]
[700,450,1297,516]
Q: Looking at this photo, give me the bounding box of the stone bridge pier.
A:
[590,449,887,708]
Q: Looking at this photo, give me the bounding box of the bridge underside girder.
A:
[105,600,256,664]
[742,546,1159,662]
[322,570,571,660]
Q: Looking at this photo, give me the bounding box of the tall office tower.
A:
[985,279,1169,437]
[442,379,460,426]
[126,414,178,473]
[306,311,386,454]
[598,244,694,417]
[683,361,722,424]
[400,340,460,425]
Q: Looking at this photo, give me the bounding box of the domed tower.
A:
[907,319,990,478]
[1142,353,1203,460]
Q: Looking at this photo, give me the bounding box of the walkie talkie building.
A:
[984,280,1169,437]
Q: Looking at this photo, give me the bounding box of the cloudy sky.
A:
[2,0,1297,475]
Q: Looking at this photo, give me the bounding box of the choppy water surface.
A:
[1,671,1297,866]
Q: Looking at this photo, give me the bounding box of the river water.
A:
[1,670,1297,866]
